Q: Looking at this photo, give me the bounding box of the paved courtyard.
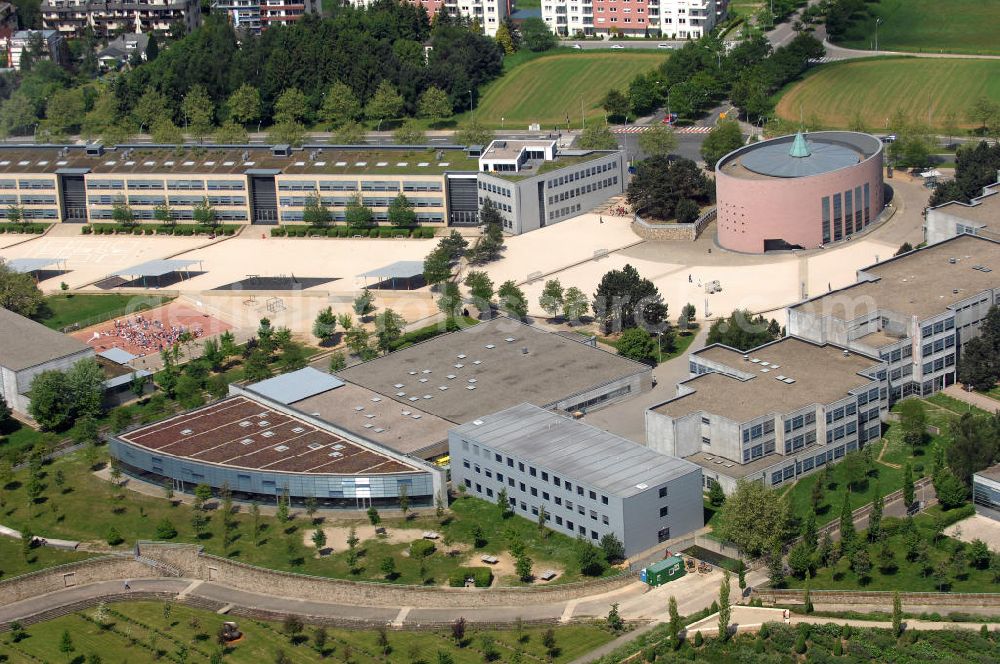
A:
[943,513,1000,553]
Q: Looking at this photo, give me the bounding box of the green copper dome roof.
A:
[789,131,811,158]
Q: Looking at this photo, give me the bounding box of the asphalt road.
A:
[564,40,683,51]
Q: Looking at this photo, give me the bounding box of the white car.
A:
[611,44,625,50]
[657,43,673,49]
[571,44,582,49]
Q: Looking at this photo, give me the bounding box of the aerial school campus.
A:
[1,0,1000,662]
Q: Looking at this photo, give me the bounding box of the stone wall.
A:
[630,209,715,241]
[0,556,160,606]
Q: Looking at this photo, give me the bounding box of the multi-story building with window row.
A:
[212,0,315,34]
[41,0,201,38]
[645,337,889,495]
[450,403,703,558]
[788,234,1000,400]
[0,140,620,234]
[347,0,508,36]
[924,179,1000,246]
[542,0,725,38]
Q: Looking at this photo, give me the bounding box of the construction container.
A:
[640,555,686,587]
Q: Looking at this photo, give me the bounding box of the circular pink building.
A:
[715,131,884,253]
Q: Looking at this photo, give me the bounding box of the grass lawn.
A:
[0,534,93,580]
[0,451,615,586]
[0,601,618,664]
[784,505,997,592]
[924,392,989,417]
[775,58,1000,131]
[35,293,172,331]
[834,0,1000,56]
[467,51,665,129]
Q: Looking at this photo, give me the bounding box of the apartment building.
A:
[476,139,625,233]
[542,0,724,38]
[646,337,888,494]
[212,0,315,34]
[41,0,201,38]
[450,403,703,557]
[347,0,508,36]
[788,234,1000,400]
[925,179,1000,246]
[6,29,67,69]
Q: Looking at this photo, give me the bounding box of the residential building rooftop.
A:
[791,234,1000,320]
[452,403,700,499]
[337,318,650,424]
[0,307,92,372]
[652,337,880,421]
[929,185,1000,227]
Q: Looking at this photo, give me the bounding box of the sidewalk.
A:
[942,385,1000,414]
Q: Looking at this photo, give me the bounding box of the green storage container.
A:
[641,555,686,587]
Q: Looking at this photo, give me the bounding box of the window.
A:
[577,486,584,496]
[530,487,538,497]
[658,486,668,498]
[555,496,562,505]
[601,495,609,505]
[659,506,669,517]
[541,472,548,482]
[658,527,670,542]
[529,467,537,477]
[589,490,596,500]
[602,515,609,525]
[590,510,597,521]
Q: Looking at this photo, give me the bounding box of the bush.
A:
[337,226,349,237]
[106,526,124,546]
[369,228,379,238]
[270,227,286,237]
[410,539,436,557]
[448,567,492,587]
[82,225,92,234]
[224,227,236,236]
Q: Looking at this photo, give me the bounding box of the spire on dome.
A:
[788,131,811,158]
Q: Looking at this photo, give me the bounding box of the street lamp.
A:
[468,89,474,123]
[874,17,883,55]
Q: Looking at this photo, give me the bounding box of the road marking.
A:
[560,599,579,623]
[611,126,713,135]
[176,579,203,600]
[392,606,412,627]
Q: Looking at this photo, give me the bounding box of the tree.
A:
[495,22,516,55]
[111,195,136,228]
[562,286,588,323]
[708,481,726,508]
[577,540,606,577]
[0,259,44,317]
[716,478,789,558]
[268,120,307,147]
[521,17,556,52]
[387,193,417,228]
[705,309,781,351]
[345,194,374,229]
[839,492,856,549]
[464,270,494,311]
[638,125,678,158]
[451,617,466,644]
[615,327,658,365]
[456,119,493,147]
[319,82,361,129]
[418,86,453,123]
[627,155,714,221]
[718,570,732,641]
[367,505,381,527]
[766,544,784,587]
[226,84,262,127]
[353,288,375,319]
[313,307,337,344]
[667,595,682,646]
[153,201,176,227]
[850,545,872,581]
[423,248,453,288]
[967,96,999,134]
[959,336,998,391]
[600,533,625,565]
[437,281,463,318]
[394,120,426,145]
[106,525,124,546]
[868,484,884,543]
[602,88,631,122]
[934,467,968,508]
[366,80,404,122]
[539,279,564,319]
[302,192,332,228]
[28,359,105,431]
[592,263,668,333]
[700,120,744,167]
[674,198,701,224]
[59,629,74,656]
[398,481,411,520]
[516,553,533,582]
[898,399,928,447]
[312,527,327,552]
[902,462,915,509]
[274,87,310,125]
[497,280,528,319]
[496,486,510,518]
[193,198,217,228]
[947,412,1000,486]
[470,200,505,263]
[181,85,214,140]
[151,118,184,145]
[577,125,618,150]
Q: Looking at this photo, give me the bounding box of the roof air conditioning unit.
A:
[949,257,957,264]
[272,144,292,157]
[521,347,529,355]
[843,349,850,357]
[85,143,104,157]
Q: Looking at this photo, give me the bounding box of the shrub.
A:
[410,539,436,558]
[378,227,393,238]
[337,226,349,237]
[106,526,124,546]
[270,227,285,237]
[369,228,379,238]
[82,225,92,234]
[224,227,236,236]
[447,567,492,587]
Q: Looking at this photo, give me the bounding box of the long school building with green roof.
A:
[0,140,622,234]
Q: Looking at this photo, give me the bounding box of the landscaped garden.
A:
[0,600,618,663]
[35,293,173,331]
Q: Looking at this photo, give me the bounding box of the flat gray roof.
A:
[111,259,202,278]
[453,403,700,499]
[338,318,650,423]
[247,367,345,405]
[4,257,66,273]
[357,260,425,280]
[0,307,92,373]
[653,337,880,422]
[975,462,1000,484]
[98,347,138,364]
[792,234,1000,320]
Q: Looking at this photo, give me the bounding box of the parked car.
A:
[881,134,897,143]
[657,43,673,49]
[611,44,625,49]
[571,43,582,49]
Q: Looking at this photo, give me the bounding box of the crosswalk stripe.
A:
[610,125,714,135]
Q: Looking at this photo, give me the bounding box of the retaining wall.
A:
[630,209,715,241]
[754,588,1000,607]
[0,557,163,606]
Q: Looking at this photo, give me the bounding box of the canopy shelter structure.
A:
[109,259,203,288]
[3,257,69,281]
[357,260,425,290]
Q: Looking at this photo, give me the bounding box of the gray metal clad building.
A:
[450,403,703,558]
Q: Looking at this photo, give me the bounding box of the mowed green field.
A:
[835,0,1000,55]
[775,58,1000,130]
[474,52,664,129]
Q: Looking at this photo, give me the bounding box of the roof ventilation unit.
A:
[521,347,529,355]
[842,349,850,357]
[86,143,104,157]
[272,144,292,157]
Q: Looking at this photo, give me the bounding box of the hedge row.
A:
[269,225,437,239]
[0,222,48,234]
[448,566,493,588]
[82,224,238,236]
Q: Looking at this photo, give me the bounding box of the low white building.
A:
[925,179,1000,246]
[0,307,94,415]
[542,0,725,38]
[6,29,66,70]
[346,0,508,36]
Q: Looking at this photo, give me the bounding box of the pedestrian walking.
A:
[123,580,131,592]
